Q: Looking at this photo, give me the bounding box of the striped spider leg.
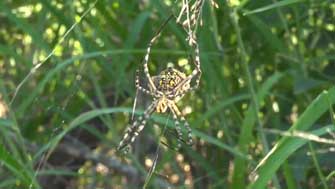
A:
[117,101,157,151]
[135,69,153,95]
[168,42,202,100]
[168,101,193,148]
[142,15,174,93]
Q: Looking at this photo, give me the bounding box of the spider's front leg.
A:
[117,101,156,152]
[168,102,193,147]
[170,43,202,99]
[135,69,152,95]
[184,42,202,91]
[190,42,202,90]
[142,15,174,92]
[143,40,158,92]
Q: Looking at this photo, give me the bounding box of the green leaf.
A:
[249,87,335,189]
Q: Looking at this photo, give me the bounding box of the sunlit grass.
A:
[0,0,335,188]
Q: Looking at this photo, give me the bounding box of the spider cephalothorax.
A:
[117,15,201,152]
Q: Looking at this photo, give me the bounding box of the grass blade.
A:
[0,144,39,188]
[243,0,306,15]
[249,87,335,189]
[231,70,285,188]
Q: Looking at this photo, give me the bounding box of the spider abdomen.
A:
[151,67,186,93]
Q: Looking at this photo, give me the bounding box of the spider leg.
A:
[169,42,202,99]
[117,101,157,151]
[168,102,193,146]
[135,69,152,95]
[170,108,183,149]
[143,15,174,91]
[190,42,202,90]
[184,42,202,91]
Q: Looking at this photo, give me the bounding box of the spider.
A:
[117,15,201,152]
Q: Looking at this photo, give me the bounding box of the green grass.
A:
[0,0,335,188]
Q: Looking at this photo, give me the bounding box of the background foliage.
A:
[0,0,335,188]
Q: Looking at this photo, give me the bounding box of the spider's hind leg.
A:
[169,103,194,148]
[172,114,183,150]
[117,116,146,152]
[181,116,193,145]
[117,102,156,152]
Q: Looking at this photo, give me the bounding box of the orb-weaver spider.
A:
[117,15,201,152]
